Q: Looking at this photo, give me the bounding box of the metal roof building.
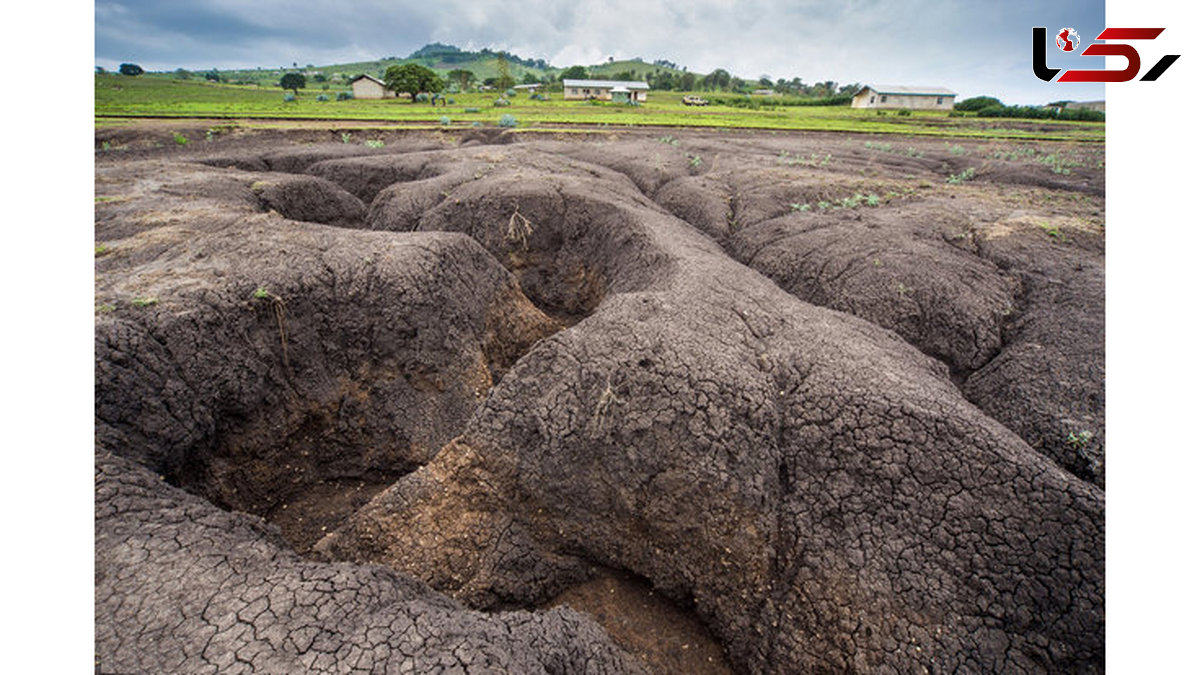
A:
[852,84,957,110]
[562,79,650,102]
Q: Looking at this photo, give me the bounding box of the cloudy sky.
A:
[96,0,1105,105]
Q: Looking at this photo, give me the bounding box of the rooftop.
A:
[860,84,957,96]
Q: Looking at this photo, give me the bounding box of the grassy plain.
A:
[95,74,1104,141]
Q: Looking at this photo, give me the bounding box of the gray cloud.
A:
[95,0,1105,104]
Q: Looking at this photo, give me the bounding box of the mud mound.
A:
[307,152,449,203]
[254,174,367,227]
[313,144,1104,672]
[96,453,646,674]
[965,214,1106,485]
[97,126,1105,673]
[96,177,557,542]
[729,201,1018,374]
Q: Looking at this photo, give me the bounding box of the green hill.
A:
[143,44,691,90]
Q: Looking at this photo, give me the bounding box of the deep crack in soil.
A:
[96,124,1105,674]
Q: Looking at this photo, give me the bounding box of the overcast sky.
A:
[96,0,1105,104]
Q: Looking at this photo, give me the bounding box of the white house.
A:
[562,79,650,103]
[349,74,399,100]
[851,85,956,110]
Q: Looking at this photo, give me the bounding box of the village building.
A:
[563,79,650,103]
[349,74,399,100]
[851,85,957,110]
[513,83,544,92]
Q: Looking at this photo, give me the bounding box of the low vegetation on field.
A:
[95,74,1104,141]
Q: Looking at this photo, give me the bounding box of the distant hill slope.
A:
[143,43,690,89]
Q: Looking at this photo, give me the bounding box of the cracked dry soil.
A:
[96,123,1104,674]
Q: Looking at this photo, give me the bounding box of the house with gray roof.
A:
[349,74,400,100]
[562,79,650,103]
[851,84,957,110]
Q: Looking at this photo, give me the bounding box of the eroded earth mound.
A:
[96,124,1105,673]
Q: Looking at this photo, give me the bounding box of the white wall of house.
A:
[852,88,955,110]
[565,86,608,100]
[351,78,394,100]
[563,82,648,102]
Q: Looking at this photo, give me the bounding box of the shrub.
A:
[954,96,1003,112]
[416,92,430,103]
[118,63,144,76]
[493,98,511,107]
[336,91,353,101]
[446,97,455,104]
[498,114,518,128]
[464,107,481,113]
[975,104,1104,122]
[505,88,517,97]
[439,116,451,126]
[897,109,912,116]
[316,94,329,102]
[283,93,296,102]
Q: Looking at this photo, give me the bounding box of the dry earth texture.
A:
[95,123,1104,674]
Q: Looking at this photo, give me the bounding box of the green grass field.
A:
[95,74,1104,141]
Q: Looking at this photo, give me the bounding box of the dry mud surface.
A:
[95,124,1104,673]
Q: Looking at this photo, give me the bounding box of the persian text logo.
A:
[1033,26,1181,82]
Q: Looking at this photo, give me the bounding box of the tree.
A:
[383,63,444,101]
[204,70,221,82]
[118,63,144,76]
[495,55,514,91]
[279,73,306,94]
[446,68,475,91]
[173,68,193,80]
[560,65,588,81]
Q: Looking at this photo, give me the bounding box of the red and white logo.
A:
[1033,26,1180,82]
[1056,27,1081,52]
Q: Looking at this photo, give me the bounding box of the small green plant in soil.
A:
[1039,222,1063,239]
[131,297,158,307]
[364,139,384,148]
[947,167,976,184]
[173,132,188,145]
[688,154,703,168]
[95,243,110,256]
[1066,430,1094,450]
[95,303,116,314]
